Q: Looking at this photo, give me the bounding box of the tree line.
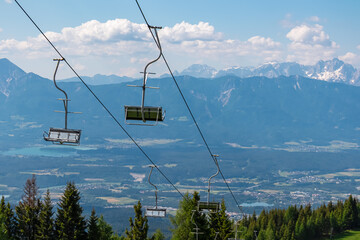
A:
[0,175,165,240]
[235,194,359,240]
[1,176,360,240]
[171,192,360,240]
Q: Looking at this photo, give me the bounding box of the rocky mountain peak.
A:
[0,58,27,97]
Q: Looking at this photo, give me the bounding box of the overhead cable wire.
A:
[135,0,243,215]
[13,0,184,198]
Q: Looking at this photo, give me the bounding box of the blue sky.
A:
[1,0,360,79]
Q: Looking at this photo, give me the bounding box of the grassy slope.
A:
[329,230,360,240]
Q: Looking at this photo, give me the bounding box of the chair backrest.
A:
[44,128,81,145]
[145,208,166,218]
[125,106,164,122]
[198,201,220,212]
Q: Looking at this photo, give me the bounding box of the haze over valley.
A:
[1,58,360,233]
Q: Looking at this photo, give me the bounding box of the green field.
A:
[330,230,360,240]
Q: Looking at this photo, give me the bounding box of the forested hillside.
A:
[1,176,359,240]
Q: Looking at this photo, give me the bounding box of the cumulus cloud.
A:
[53,19,149,43]
[339,52,360,67]
[0,18,283,69]
[4,0,12,3]
[286,24,338,65]
[167,35,282,64]
[0,20,153,62]
[160,21,222,42]
[0,19,226,57]
[287,24,332,46]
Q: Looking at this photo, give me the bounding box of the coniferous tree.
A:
[0,197,17,239]
[98,215,115,240]
[279,224,287,240]
[37,189,55,240]
[16,174,41,240]
[245,220,256,240]
[189,192,210,240]
[55,182,87,240]
[257,229,266,240]
[170,192,197,240]
[0,212,7,240]
[88,208,100,240]
[257,210,268,232]
[306,215,315,239]
[151,229,165,240]
[208,208,219,239]
[295,217,306,240]
[216,199,233,239]
[265,222,276,240]
[342,195,358,230]
[125,201,148,240]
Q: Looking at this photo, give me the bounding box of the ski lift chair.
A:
[198,154,221,213]
[43,59,82,145]
[198,202,220,212]
[44,128,81,145]
[145,166,167,218]
[124,26,165,126]
[191,210,204,238]
[145,208,166,218]
[124,106,164,122]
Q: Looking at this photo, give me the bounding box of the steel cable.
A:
[135,0,244,215]
[14,0,184,198]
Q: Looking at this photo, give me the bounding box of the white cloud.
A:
[339,52,360,67]
[308,16,320,22]
[286,24,338,65]
[160,21,222,42]
[54,19,149,43]
[74,63,85,71]
[105,138,182,147]
[166,35,282,64]
[4,0,12,3]
[0,19,225,57]
[280,13,294,28]
[0,28,2,32]
[0,18,283,73]
[286,24,332,46]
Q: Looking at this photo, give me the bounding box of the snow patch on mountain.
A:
[316,66,345,82]
[180,64,217,78]
[218,88,235,106]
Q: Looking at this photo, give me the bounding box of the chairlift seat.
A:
[44,128,81,145]
[198,201,220,212]
[145,208,166,218]
[125,106,164,122]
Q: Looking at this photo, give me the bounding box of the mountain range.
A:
[1,57,360,151]
[59,58,360,87]
[174,58,360,86]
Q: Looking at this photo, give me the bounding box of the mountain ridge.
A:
[2,58,359,87]
[1,58,360,150]
[180,58,360,86]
